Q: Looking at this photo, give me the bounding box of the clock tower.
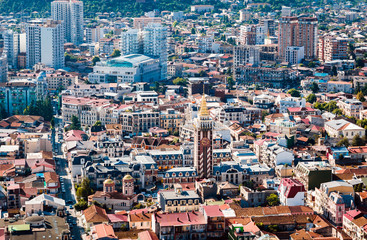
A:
[194,94,214,178]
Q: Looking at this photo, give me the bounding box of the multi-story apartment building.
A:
[9,71,77,91]
[158,184,201,213]
[133,17,162,29]
[337,99,364,119]
[62,96,111,125]
[3,30,25,69]
[218,105,249,125]
[0,55,7,83]
[148,150,184,171]
[85,26,104,43]
[343,210,367,240]
[0,79,47,115]
[234,66,297,87]
[143,23,168,80]
[314,181,354,225]
[278,16,318,60]
[233,45,260,67]
[88,54,161,83]
[285,46,304,64]
[26,20,65,69]
[51,0,83,45]
[119,110,160,135]
[160,108,183,133]
[268,119,297,135]
[318,36,350,62]
[261,18,276,36]
[293,162,332,190]
[240,25,265,45]
[120,29,142,55]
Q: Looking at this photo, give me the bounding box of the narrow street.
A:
[54,127,83,240]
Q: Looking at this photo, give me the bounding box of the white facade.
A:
[121,29,142,55]
[233,45,260,67]
[276,96,306,113]
[3,30,25,69]
[26,20,65,69]
[278,179,305,206]
[41,21,65,69]
[88,54,161,83]
[143,23,168,80]
[51,0,84,45]
[285,46,304,65]
[281,6,292,17]
[26,24,42,69]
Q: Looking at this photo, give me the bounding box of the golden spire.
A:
[199,94,209,117]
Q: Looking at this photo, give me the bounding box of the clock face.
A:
[201,138,211,147]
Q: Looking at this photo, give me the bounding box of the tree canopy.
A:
[111,49,121,58]
[306,93,317,103]
[287,88,301,97]
[266,193,280,206]
[67,115,82,131]
[23,97,53,121]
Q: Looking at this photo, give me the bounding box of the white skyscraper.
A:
[26,20,65,69]
[26,24,42,69]
[3,30,21,69]
[143,23,168,80]
[120,29,142,55]
[51,0,84,45]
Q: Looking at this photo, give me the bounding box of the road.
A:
[54,127,83,240]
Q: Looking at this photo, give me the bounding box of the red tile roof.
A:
[280,178,305,198]
[155,212,206,227]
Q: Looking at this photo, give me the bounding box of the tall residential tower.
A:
[51,0,84,45]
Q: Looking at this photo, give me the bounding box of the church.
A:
[88,174,139,211]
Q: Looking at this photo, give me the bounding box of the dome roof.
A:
[104,178,115,185]
[25,215,44,223]
[123,174,133,180]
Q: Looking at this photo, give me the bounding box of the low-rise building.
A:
[278,178,306,206]
[325,119,365,139]
[159,184,201,213]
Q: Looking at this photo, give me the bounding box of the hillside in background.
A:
[0,0,216,17]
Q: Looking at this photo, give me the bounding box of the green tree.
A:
[306,93,317,103]
[74,199,88,211]
[310,82,319,93]
[68,115,82,131]
[172,77,187,86]
[172,21,178,28]
[352,134,364,146]
[76,187,88,201]
[287,88,301,97]
[331,66,337,76]
[227,76,235,90]
[357,91,366,102]
[356,58,365,68]
[92,56,100,66]
[111,49,121,58]
[93,120,102,127]
[191,28,196,34]
[23,97,54,121]
[336,137,350,147]
[76,178,94,201]
[266,193,280,206]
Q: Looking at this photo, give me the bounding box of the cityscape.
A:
[0,0,367,239]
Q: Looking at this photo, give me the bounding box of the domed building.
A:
[88,174,139,211]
